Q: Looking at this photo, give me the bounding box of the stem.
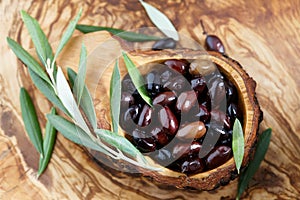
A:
[200,20,207,35]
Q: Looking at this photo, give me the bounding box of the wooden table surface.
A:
[1,0,300,199]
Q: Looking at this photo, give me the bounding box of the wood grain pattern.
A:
[1,0,300,199]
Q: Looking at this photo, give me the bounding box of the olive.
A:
[205,146,232,169]
[150,127,169,146]
[121,92,134,108]
[158,106,178,135]
[164,59,189,75]
[163,75,189,94]
[190,76,207,93]
[152,38,176,50]
[176,90,198,113]
[137,104,153,127]
[132,128,156,153]
[145,71,162,97]
[177,121,206,139]
[153,91,177,106]
[181,157,205,174]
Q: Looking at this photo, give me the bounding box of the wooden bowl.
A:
[92,49,262,190]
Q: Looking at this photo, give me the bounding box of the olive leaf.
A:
[236,128,272,200]
[38,107,57,177]
[7,38,52,85]
[139,0,179,41]
[28,68,69,115]
[232,118,244,174]
[20,10,54,67]
[122,52,152,106]
[76,24,161,42]
[20,88,44,157]
[46,114,112,155]
[110,60,121,133]
[52,8,82,65]
[56,67,90,134]
[94,129,148,165]
[74,44,87,105]
[67,68,97,130]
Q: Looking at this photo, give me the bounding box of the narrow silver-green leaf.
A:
[28,68,69,115]
[20,88,44,157]
[232,118,244,174]
[38,107,57,177]
[122,52,152,106]
[110,60,121,133]
[56,67,90,134]
[76,24,162,42]
[67,68,97,130]
[7,37,51,85]
[139,0,179,41]
[21,10,53,66]
[53,8,82,64]
[236,128,272,200]
[47,114,110,155]
[95,129,147,164]
[74,44,87,105]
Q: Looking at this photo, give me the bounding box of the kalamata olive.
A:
[189,59,217,76]
[150,127,169,146]
[225,80,238,104]
[164,59,189,75]
[163,75,189,94]
[132,128,156,153]
[181,157,205,174]
[153,91,177,106]
[137,104,152,127]
[158,106,178,135]
[121,92,134,108]
[208,77,226,108]
[152,38,176,50]
[195,104,211,123]
[227,103,238,119]
[177,121,206,139]
[122,76,136,94]
[119,105,141,131]
[218,130,232,147]
[205,146,232,169]
[190,76,207,93]
[145,71,162,96]
[172,142,190,158]
[176,91,198,113]
[159,68,174,84]
[205,35,225,54]
[211,109,231,129]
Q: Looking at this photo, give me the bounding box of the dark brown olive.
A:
[176,90,198,112]
[137,104,152,127]
[205,35,225,54]
[121,92,134,107]
[205,146,232,169]
[158,106,178,135]
[181,157,205,174]
[145,71,162,96]
[152,38,176,50]
[153,91,177,106]
[164,59,189,75]
[159,68,174,84]
[191,76,207,93]
[177,121,206,139]
[163,75,189,93]
[132,128,156,153]
[151,148,172,165]
[150,127,169,146]
[122,76,136,94]
[195,104,211,123]
[208,77,226,108]
[210,109,231,129]
[172,143,190,158]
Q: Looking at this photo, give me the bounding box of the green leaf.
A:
[236,128,272,199]
[76,24,161,42]
[28,68,69,115]
[7,37,51,85]
[110,60,121,133]
[38,107,57,177]
[74,44,87,105]
[46,114,110,155]
[53,8,82,64]
[232,118,244,174]
[139,0,179,41]
[20,88,44,157]
[67,68,97,130]
[20,10,53,66]
[95,129,147,163]
[122,52,152,106]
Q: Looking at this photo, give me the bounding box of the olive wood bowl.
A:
[92,49,262,190]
